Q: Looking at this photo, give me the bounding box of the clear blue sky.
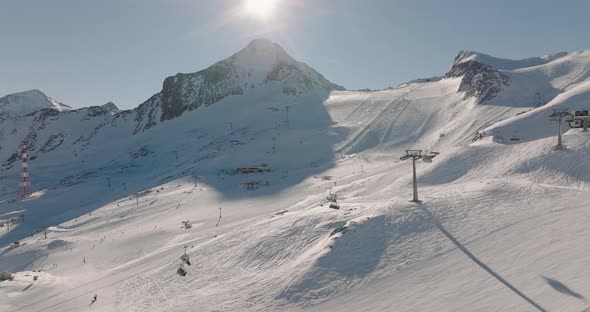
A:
[1,0,589,109]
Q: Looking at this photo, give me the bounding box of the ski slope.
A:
[3,42,590,311]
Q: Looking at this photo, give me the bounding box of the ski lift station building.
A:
[567,110,590,128]
[235,164,271,174]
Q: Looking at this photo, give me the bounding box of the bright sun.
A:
[244,0,277,19]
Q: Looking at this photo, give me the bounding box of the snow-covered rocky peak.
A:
[229,38,294,79]
[446,51,510,104]
[101,102,120,113]
[0,90,71,118]
[135,38,343,132]
[200,37,343,94]
[226,38,344,90]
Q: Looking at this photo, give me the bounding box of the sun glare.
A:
[244,0,277,19]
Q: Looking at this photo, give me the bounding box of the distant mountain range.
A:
[1,39,590,197]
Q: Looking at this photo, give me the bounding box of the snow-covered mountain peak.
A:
[224,38,341,89]
[0,89,71,118]
[135,38,343,131]
[231,38,293,72]
[453,50,481,64]
[246,37,283,50]
[101,101,120,113]
[215,38,298,85]
[445,48,590,107]
[452,50,555,71]
[446,52,510,104]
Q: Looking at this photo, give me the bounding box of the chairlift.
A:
[329,203,340,210]
[566,111,590,130]
[422,151,440,163]
[509,135,521,141]
[176,266,187,277]
[492,136,504,143]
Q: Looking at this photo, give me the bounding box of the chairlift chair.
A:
[329,203,340,210]
[492,136,504,143]
[176,266,187,277]
[422,151,440,163]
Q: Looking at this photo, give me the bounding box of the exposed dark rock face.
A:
[131,146,152,159]
[160,63,244,122]
[39,134,65,153]
[2,152,19,168]
[85,106,110,117]
[446,58,510,104]
[29,108,60,119]
[133,94,161,134]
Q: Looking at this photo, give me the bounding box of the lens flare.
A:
[244,0,277,19]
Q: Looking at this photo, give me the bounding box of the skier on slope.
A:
[90,294,97,305]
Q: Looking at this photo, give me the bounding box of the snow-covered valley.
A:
[2,39,590,311]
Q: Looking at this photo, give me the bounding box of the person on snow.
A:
[90,294,97,305]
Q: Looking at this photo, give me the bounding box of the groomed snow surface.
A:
[3,46,590,311]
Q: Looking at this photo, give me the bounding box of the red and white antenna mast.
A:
[19,142,32,197]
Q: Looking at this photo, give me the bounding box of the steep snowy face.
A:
[446,52,510,104]
[134,38,343,133]
[0,90,71,119]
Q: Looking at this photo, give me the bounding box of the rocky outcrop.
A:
[446,54,510,104]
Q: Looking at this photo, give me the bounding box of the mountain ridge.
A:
[452,50,570,71]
